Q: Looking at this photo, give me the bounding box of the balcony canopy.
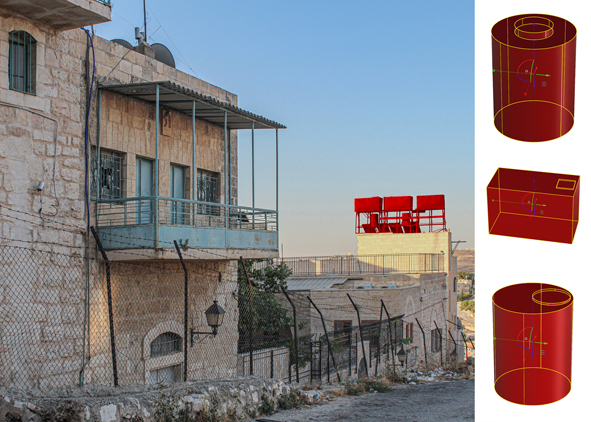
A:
[99,81,286,130]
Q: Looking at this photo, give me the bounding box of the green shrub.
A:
[277,390,305,410]
[343,379,366,396]
[360,378,392,393]
[258,394,275,416]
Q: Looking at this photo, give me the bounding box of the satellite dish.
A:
[151,43,176,68]
[111,39,133,49]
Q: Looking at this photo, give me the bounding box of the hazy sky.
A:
[93,0,475,256]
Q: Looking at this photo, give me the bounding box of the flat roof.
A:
[99,81,286,130]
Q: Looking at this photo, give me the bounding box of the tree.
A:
[237,259,293,353]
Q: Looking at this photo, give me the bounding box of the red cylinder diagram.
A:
[492,15,576,142]
[493,283,573,405]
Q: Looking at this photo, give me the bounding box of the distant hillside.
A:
[454,249,474,274]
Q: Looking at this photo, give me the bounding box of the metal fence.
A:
[255,253,445,276]
[0,243,465,391]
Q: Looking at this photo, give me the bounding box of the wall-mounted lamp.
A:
[190,300,226,347]
[396,345,407,367]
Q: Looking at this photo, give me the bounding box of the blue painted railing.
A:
[97,196,278,250]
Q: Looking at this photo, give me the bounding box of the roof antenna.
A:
[143,0,147,41]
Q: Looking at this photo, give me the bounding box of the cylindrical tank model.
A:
[493,283,573,405]
[491,15,576,142]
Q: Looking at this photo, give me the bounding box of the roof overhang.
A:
[99,81,286,130]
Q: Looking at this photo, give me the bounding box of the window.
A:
[361,320,380,348]
[91,150,123,200]
[196,169,219,203]
[150,332,182,357]
[431,328,442,353]
[406,322,414,344]
[9,31,36,95]
[149,364,181,384]
[334,320,352,346]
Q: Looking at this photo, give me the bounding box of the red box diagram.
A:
[492,14,577,142]
[493,283,573,405]
[487,168,579,243]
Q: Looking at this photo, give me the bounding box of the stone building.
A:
[0,1,283,389]
[282,270,454,377]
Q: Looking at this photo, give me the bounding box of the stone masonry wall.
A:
[0,377,290,422]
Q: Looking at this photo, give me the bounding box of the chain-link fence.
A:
[0,243,467,391]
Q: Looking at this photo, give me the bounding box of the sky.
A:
[93,0,475,256]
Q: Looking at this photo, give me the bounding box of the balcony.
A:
[95,81,285,261]
[97,197,278,260]
[1,0,111,30]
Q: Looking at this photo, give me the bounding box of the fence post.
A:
[415,318,428,371]
[434,320,443,368]
[173,240,189,382]
[280,285,299,383]
[270,349,274,379]
[310,340,313,383]
[381,300,396,364]
[462,332,469,361]
[239,257,254,375]
[375,304,383,377]
[348,334,352,376]
[347,293,368,377]
[90,226,118,387]
[288,345,292,383]
[448,329,457,362]
[308,296,341,382]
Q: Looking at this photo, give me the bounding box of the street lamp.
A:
[190,300,226,346]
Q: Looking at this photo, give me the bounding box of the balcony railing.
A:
[95,0,111,4]
[255,253,445,276]
[97,196,277,251]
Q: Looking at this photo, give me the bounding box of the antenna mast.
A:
[143,0,147,41]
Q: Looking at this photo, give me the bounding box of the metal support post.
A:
[381,300,396,364]
[154,84,160,247]
[448,329,457,360]
[461,332,469,361]
[434,320,443,368]
[239,257,254,375]
[174,240,189,382]
[90,226,118,386]
[376,305,383,377]
[280,285,299,383]
[347,293,368,377]
[415,318,428,371]
[275,128,278,232]
[308,296,341,382]
[224,111,228,247]
[251,121,255,229]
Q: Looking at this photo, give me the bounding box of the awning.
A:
[99,81,286,130]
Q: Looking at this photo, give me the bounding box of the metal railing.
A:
[94,0,111,5]
[256,253,445,276]
[97,196,277,232]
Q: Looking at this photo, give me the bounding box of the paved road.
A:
[253,379,474,422]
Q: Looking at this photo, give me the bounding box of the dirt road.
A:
[252,379,474,422]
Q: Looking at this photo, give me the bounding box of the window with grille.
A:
[334,320,352,346]
[196,170,219,203]
[431,328,442,353]
[150,332,182,357]
[406,322,414,344]
[91,150,123,200]
[9,31,36,95]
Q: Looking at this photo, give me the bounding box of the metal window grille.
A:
[149,364,182,384]
[431,328,442,353]
[8,31,36,95]
[91,151,123,200]
[150,332,182,357]
[195,171,219,214]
